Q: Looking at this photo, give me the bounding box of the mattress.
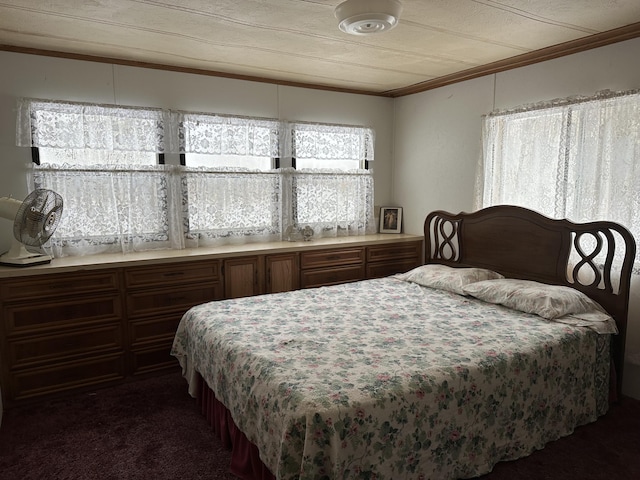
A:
[172,276,610,479]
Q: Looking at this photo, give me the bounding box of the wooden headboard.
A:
[424,205,636,394]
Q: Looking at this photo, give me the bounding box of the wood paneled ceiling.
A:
[1,0,640,97]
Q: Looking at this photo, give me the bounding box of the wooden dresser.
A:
[0,234,422,407]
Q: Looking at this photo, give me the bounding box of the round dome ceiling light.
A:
[334,0,403,35]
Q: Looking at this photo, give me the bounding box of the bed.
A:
[171,205,635,480]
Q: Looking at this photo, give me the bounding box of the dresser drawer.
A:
[8,325,123,369]
[129,314,182,346]
[366,258,422,279]
[1,270,120,301]
[10,352,126,402]
[4,294,123,337]
[126,283,222,318]
[301,265,365,288]
[125,261,220,288]
[130,344,179,376]
[301,248,364,269]
[366,241,422,263]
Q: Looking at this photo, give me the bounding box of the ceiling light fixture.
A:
[334,0,403,35]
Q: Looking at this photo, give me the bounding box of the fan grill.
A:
[14,189,64,247]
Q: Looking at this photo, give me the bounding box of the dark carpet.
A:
[0,371,638,480]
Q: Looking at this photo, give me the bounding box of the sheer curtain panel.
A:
[178,112,282,246]
[285,122,376,238]
[17,98,180,256]
[478,89,640,273]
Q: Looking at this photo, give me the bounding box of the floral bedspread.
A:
[171,277,610,480]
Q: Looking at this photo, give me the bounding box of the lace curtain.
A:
[32,164,182,256]
[179,111,280,157]
[282,168,376,239]
[16,99,375,256]
[477,89,640,272]
[177,112,284,246]
[17,99,170,152]
[180,167,283,247]
[180,118,375,244]
[283,122,375,238]
[18,99,180,256]
[290,122,375,164]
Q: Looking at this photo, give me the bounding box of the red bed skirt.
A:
[197,375,276,480]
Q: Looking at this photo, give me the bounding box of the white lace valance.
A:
[178,112,281,157]
[17,98,169,153]
[16,99,375,162]
[483,88,640,119]
[290,122,374,162]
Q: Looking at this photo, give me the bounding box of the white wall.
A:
[393,36,640,398]
[0,50,395,250]
[393,75,495,232]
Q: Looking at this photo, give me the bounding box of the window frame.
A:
[18,98,376,255]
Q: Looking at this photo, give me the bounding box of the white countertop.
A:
[0,234,423,278]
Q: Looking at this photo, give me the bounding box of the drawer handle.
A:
[163,272,185,277]
[326,255,342,261]
[169,295,188,302]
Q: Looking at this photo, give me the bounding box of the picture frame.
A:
[379,206,403,233]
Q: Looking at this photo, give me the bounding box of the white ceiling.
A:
[1,0,640,97]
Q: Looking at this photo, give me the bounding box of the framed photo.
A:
[379,207,403,233]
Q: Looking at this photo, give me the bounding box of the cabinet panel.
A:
[125,261,220,288]
[10,353,125,401]
[366,241,422,263]
[301,265,365,289]
[5,294,123,336]
[365,240,422,279]
[224,257,263,299]
[130,345,179,375]
[126,283,221,318]
[8,325,123,369]
[301,248,364,269]
[366,258,421,279]
[0,270,119,301]
[266,253,299,293]
[129,315,182,347]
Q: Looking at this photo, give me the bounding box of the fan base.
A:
[0,253,52,267]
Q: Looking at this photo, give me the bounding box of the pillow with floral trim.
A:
[395,264,504,295]
[462,278,608,320]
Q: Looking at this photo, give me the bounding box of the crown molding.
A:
[2,21,640,99]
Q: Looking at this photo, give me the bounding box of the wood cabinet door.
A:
[266,253,299,293]
[223,256,263,299]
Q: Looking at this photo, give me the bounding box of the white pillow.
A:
[462,278,608,320]
[395,264,504,295]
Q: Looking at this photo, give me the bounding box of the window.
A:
[16,99,376,256]
[19,99,173,256]
[287,123,375,237]
[178,113,282,246]
[478,89,640,272]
